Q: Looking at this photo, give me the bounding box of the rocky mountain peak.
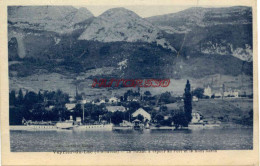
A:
[100,7,140,18]
[78,7,176,51]
[8,6,94,34]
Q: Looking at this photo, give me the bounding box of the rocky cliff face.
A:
[78,8,176,51]
[147,6,252,34]
[8,6,94,59]
[8,6,94,34]
[148,6,253,62]
[200,42,253,62]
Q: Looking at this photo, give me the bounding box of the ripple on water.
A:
[10,128,253,152]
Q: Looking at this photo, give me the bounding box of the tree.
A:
[192,88,204,99]
[95,98,100,103]
[17,89,24,105]
[38,91,44,103]
[9,107,24,125]
[172,112,189,128]
[184,80,192,123]
[120,96,124,102]
[111,111,124,125]
[73,104,84,120]
[136,114,144,122]
[53,89,69,105]
[127,101,141,113]
[23,91,40,111]
[90,105,107,121]
[159,105,168,112]
[159,91,172,104]
[75,92,83,101]
[102,112,112,122]
[9,90,16,106]
[155,114,164,122]
[144,91,151,96]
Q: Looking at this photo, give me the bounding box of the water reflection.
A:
[10,128,253,152]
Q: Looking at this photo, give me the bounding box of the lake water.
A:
[10,128,253,152]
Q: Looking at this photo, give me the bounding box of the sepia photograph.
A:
[0,0,259,165]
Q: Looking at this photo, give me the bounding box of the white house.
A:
[69,97,75,102]
[49,105,54,109]
[65,103,76,111]
[106,106,126,113]
[191,112,202,123]
[132,98,139,102]
[127,96,140,102]
[109,97,119,103]
[233,91,239,98]
[76,117,82,122]
[192,96,199,102]
[214,92,222,98]
[164,115,170,120]
[224,90,239,98]
[132,108,151,121]
[45,105,54,111]
[95,99,106,105]
[204,85,212,97]
[80,99,91,104]
[100,99,106,104]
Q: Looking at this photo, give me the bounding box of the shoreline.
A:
[9,123,253,131]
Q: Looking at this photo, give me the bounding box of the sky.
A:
[75,6,193,18]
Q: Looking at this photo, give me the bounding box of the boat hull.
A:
[56,122,74,130]
[113,126,133,130]
[73,124,113,131]
[10,125,57,131]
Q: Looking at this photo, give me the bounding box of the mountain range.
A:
[8,6,253,80]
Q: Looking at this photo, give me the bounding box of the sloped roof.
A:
[106,106,126,112]
[65,103,76,110]
[132,108,151,120]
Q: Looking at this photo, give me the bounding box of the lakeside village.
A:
[9,80,253,131]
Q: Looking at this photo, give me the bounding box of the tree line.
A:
[9,80,193,128]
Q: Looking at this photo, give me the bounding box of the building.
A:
[69,97,76,102]
[224,90,239,98]
[191,112,203,123]
[127,96,140,102]
[233,91,239,98]
[163,115,170,120]
[214,92,222,98]
[192,96,199,102]
[120,120,132,127]
[132,108,151,121]
[100,99,106,104]
[204,85,212,97]
[95,99,106,105]
[45,105,54,111]
[65,103,76,111]
[106,106,126,113]
[109,97,119,103]
[80,99,91,104]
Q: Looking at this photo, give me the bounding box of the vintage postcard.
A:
[0,0,259,165]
